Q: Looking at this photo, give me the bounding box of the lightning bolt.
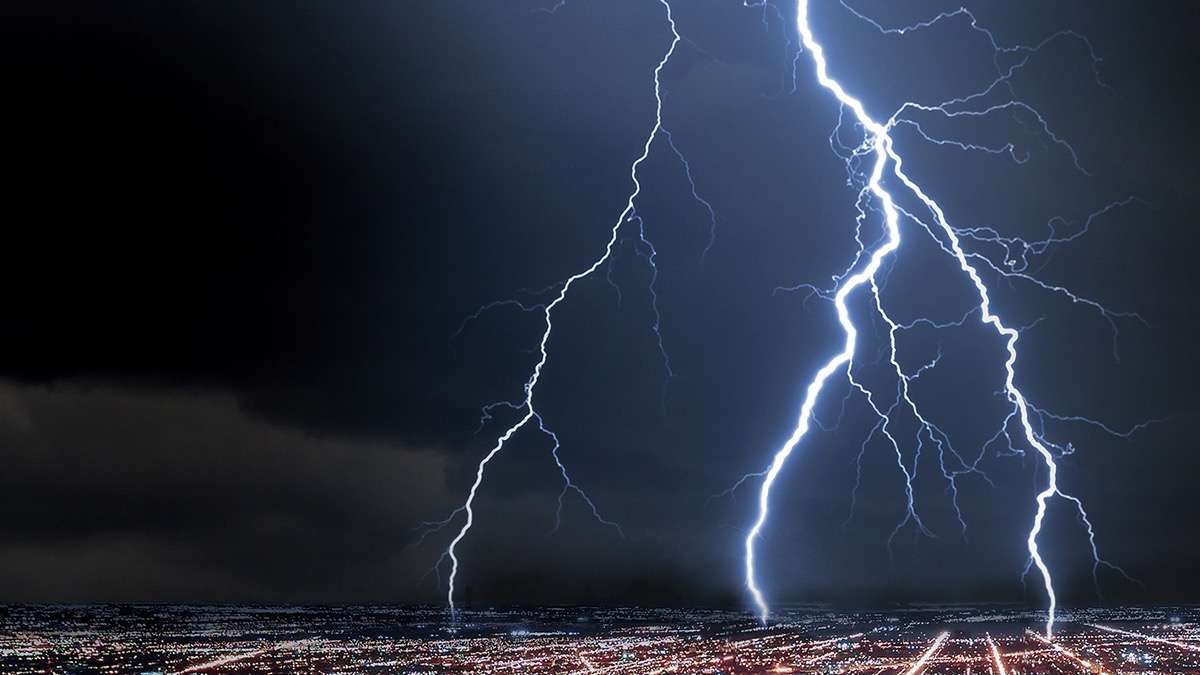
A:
[742,0,909,624]
[430,0,1158,636]
[743,0,1150,638]
[437,0,683,617]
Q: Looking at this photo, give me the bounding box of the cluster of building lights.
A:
[0,606,1198,673]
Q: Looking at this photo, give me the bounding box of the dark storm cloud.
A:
[0,379,738,605]
[0,380,452,601]
[0,0,1198,607]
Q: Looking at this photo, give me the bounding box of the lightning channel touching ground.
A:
[743,0,1152,638]
[743,0,909,624]
[434,0,1160,634]
[435,0,682,617]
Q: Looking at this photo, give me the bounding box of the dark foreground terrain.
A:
[0,604,1196,673]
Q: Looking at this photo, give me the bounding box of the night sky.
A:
[2,0,1197,609]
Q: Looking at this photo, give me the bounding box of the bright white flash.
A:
[743,0,906,623]
[435,0,1147,633]
[743,0,1134,637]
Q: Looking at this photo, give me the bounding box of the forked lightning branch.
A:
[430,0,1154,639]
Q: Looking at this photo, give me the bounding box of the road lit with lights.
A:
[4,605,1200,673]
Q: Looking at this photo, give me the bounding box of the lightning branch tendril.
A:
[742,0,1154,638]
[431,0,1160,638]
[742,0,906,623]
[436,0,683,618]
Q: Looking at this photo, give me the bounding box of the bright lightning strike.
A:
[743,0,1149,638]
[743,0,909,625]
[437,0,683,618]
[432,0,1156,634]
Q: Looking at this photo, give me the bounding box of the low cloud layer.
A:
[0,381,454,602]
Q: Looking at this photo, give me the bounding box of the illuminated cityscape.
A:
[2,2,1196,675]
[3,605,1199,673]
